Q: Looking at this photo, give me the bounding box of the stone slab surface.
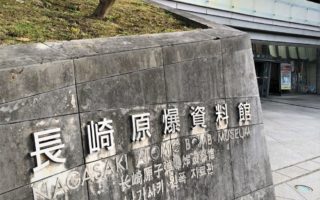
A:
[148,30,212,46]
[0,43,67,70]
[230,124,273,198]
[162,39,221,65]
[222,47,259,98]
[0,60,75,104]
[226,96,263,128]
[276,166,309,179]
[32,166,89,200]
[0,114,83,194]
[0,185,33,200]
[164,56,224,102]
[77,67,166,112]
[274,183,306,200]
[0,29,273,200]
[285,171,320,200]
[0,86,78,124]
[44,35,160,58]
[74,47,163,83]
[296,160,320,172]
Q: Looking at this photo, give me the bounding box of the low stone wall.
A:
[0,28,274,199]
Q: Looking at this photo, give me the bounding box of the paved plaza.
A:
[262,95,320,200]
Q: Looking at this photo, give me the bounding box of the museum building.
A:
[153,0,320,97]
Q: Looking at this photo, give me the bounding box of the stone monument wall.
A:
[0,27,274,200]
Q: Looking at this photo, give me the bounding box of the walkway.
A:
[262,95,320,200]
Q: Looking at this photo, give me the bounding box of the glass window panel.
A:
[278,46,287,59]
[306,47,316,61]
[255,43,262,57]
[298,47,307,60]
[288,46,298,59]
[262,44,269,56]
[183,0,320,27]
[252,43,256,56]
[306,63,317,93]
[269,45,277,58]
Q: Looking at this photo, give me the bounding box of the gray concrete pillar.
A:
[317,48,320,94]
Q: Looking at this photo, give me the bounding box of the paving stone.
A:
[312,157,320,164]
[285,170,320,200]
[235,186,275,200]
[0,60,75,104]
[295,160,320,172]
[272,172,291,185]
[274,183,306,200]
[264,133,306,171]
[276,166,309,179]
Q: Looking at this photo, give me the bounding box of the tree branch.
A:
[92,0,116,19]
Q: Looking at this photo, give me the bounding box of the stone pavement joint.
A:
[263,95,320,200]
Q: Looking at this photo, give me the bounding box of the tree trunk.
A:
[92,0,116,19]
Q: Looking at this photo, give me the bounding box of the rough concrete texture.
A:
[0,28,274,199]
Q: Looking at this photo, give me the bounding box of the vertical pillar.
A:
[317,48,320,94]
[266,62,271,97]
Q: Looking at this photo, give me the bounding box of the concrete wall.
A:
[0,28,274,200]
[317,49,320,95]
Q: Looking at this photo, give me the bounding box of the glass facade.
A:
[252,41,319,96]
[174,0,320,27]
[163,0,320,96]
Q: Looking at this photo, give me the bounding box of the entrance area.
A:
[255,61,281,97]
[252,42,319,97]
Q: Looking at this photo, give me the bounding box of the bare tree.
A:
[92,0,117,19]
